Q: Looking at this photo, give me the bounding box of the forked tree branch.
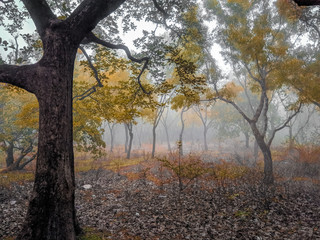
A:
[267,102,302,147]
[66,0,126,42]
[84,33,150,94]
[78,46,103,87]
[152,0,169,18]
[21,0,56,38]
[73,86,97,101]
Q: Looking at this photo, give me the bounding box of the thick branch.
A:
[0,64,37,94]
[66,0,126,41]
[252,84,266,123]
[84,33,150,94]
[21,0,56,38]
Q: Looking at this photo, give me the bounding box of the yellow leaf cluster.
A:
[219,82,243,100]
[276,0,303,23]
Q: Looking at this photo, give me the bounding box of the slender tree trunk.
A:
[250,124,274,185]
[108,123,115,152]
[5,141,14,167]
[163,121,171,152]
[124,124,128,153]
[126,123,133,159]
[151,124,156,158]
[254,140,259,162]
[244,131,250,148]
[288,125,294,150]
[178,108,186,157]
[17,46,79,240]
[203,126,208,151]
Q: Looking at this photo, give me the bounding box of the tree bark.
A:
[17,39,80,240]
[0,0,130,239]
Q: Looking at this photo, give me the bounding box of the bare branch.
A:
[78,46,103,87]
[267,103,302,147]
[243,63,262,84]
[73,86,97,101]
[84,33,151,94]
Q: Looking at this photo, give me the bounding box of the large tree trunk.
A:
[17,44,79,240]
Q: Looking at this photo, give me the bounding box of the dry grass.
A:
[0,171,34,188]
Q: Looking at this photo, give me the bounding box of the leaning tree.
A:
[0,0,198,239]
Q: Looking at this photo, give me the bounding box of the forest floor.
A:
[0,158,320,240]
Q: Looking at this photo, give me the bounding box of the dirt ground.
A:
[1,167,320,240]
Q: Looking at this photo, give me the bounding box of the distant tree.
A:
[206,0,302,184]
[192,102,215,151]
[0,86,38,171]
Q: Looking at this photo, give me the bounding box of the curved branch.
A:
[73,86,97,101]
[21,0,56,38]
[84,33,151,94]
[267,103,302,147]
[78,46,103,87]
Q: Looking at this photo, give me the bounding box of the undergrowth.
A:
[0,171,34,188]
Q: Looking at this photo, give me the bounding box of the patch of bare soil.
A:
[1,169,320,239]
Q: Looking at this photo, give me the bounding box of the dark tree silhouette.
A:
[0,0,193,239]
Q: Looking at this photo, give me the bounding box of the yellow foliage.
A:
[219,82,243,100]
[15,101,39,129]
[0,171,34,188]
[276,0,303,23]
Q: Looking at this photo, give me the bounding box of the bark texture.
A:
[17,27,80,239]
